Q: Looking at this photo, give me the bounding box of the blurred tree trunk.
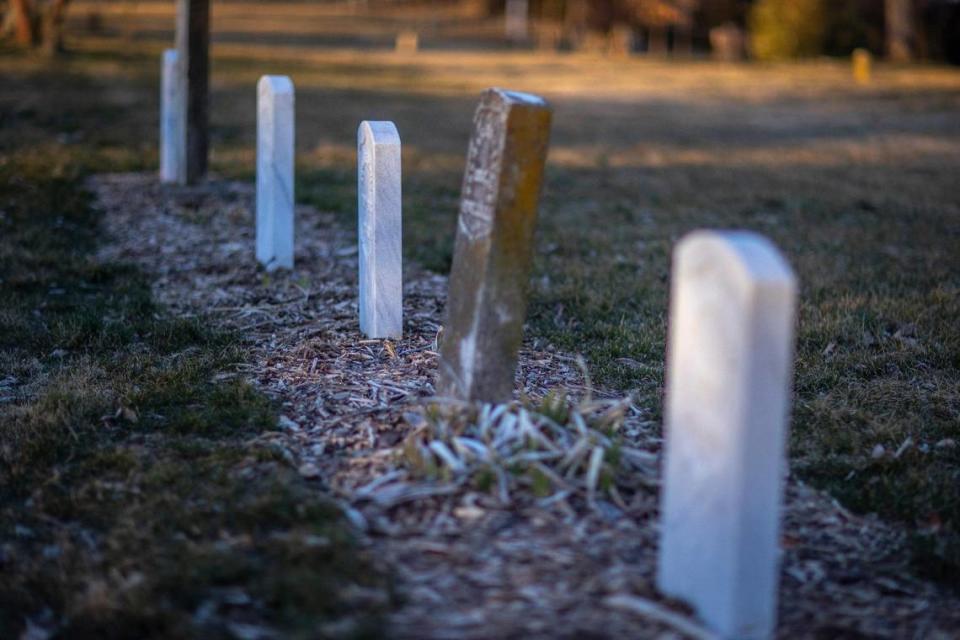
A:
[10,0,37,46]
[885,0,914,61]
[41,0,70,56]
[3,0,72,54]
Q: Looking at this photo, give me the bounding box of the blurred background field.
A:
[2,0,959,601]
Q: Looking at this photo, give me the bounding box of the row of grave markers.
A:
[158,48,796,640]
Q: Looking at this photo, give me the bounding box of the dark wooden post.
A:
[176,0,209,184]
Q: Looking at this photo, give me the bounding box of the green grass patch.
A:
[0,67,390,637]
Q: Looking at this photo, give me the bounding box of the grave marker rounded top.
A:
[659,229,798,639]
[675,230,796,288]
[258,75,294,98]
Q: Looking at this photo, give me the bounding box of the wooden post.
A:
[176,0,209,185]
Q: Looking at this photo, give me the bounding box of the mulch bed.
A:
[92,173,960,639]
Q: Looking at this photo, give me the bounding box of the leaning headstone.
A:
[159,49,182,183]
[175,0,209,185]
[436,88,552,403]
[505,0,529,42]
[853,48,873,85]
[256,76,295,272]
[358,121,403,339]
[657,230,798,640]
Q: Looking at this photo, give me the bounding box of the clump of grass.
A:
[399,391,654,509]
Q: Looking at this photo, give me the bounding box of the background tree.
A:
[1,0,71,55]
[748,0,825,60]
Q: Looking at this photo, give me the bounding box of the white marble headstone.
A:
[358,121,402,339]
[159,49,182,183]
[657,230,798,640]
[256,75,295,271]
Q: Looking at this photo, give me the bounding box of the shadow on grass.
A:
[0,112,391,638]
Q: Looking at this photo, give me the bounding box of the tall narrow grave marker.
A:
[159,49,182,183]
[437,88,552,403]
[175,0,209,184]
[256,76,295,271]
[657,230,797,640]
[358,121,403,339]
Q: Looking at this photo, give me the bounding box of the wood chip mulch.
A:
[92,173,960,639]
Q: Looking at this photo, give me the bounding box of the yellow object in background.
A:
[853,48,873,85]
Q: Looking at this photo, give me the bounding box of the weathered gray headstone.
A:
[358,121,403,339]
[657,230,798,640]
[159,49,182,183]
[853,48,873,85]
[175,0,209,185]
[256,75,295,271]
[505,0,529,41]
[436,88,552,403]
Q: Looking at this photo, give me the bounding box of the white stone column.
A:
[657,230,797,640]
[160,49,182,183]
[256,76,295,272]
[358,121,402,339]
